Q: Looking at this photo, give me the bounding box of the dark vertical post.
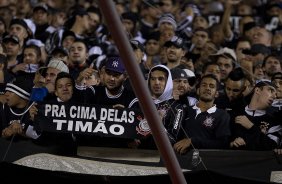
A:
[97,1,187,184]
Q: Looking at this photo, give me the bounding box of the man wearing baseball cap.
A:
[164,35,185,69]
[75,56,136,148]
[76,56,135,107]
[8,18,30,47]
[211,47,237,82]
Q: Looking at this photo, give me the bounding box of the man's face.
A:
[263,57,282,77]
[149,70,167,99]
[23,48,39,64]
[235,41,251,63]
[3,41,21,57]
[217,56,234,81]
[193,16,208,29]
[145,40,160,56]
[122,19,134,34]
[173,78,189,97]
[104,70,126,91]
[69,42,88,65]
[160,0,174,14]
[81,14,91,32]
[256,86,276,108]
[251,27,271,46]
[201,41,218,60]
[45,67,60,84]
[88,12,100,31]
[203,64,221,82]
[5,91,23,107]
[191,30,209,49]
[9,24,28,42]
[272,78,282,98]
[166,45,184,63]
[159,22,175,32]
[55,77,73,102]
[32,9,48,25]
[198,77,218,102]
[225,78,244,101]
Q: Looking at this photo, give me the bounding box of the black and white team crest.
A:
[202,116,214,128]
[136,116,151,136]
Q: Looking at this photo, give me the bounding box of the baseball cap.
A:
[105,57,126,74]
[33,3,49,13]
[2,35,20,44]
[170,67,188,80]
[211,47,237,62]
[38,58,69,75]
[130,39,145,52]
[183,69,197,86]
[9,18,29,31]
[164,36,184,49]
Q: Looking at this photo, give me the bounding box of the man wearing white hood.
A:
[129,64,187,149]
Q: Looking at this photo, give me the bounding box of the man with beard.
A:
[164,35,185,69]
[174,74,231,154]
[171,67,190,100]
[171,67,198,107]
[218,67,248,110]
[262,53,282,80]
[75,56,136,148]
[76,56,135,107]
[230,80,282,150]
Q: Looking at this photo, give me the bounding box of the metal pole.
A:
[97,1,187,183]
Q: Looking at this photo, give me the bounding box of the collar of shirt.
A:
[192,104,217,118]
[245,105,266,116]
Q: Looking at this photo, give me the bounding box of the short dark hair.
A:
[24,44,42,59]
[72,38,89,52]
[55,72,75,89]
[227,67,245,81]
[202,61,219,74]
[197,74,220,90]
[150,66,169,79]
[262,53,282,67]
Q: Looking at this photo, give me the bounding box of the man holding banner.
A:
[72,56,138,148]
[27,72,78,155]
